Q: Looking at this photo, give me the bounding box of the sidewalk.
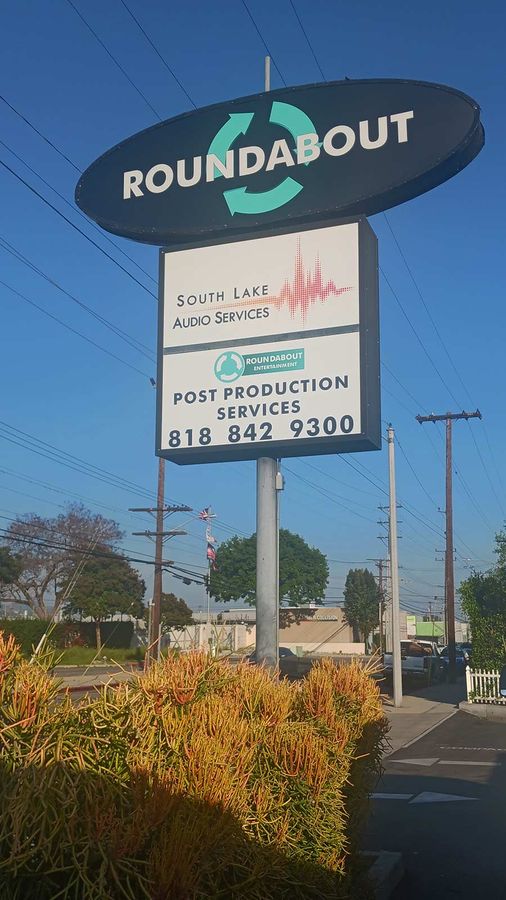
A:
[55,668,137,694]
[383,680,466,756]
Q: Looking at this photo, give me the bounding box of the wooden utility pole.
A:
[130,458,191,666]
[416,409,482,681]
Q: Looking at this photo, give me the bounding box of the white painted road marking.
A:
[372,791,479,804]
[393,757,500,768]
[394,758,439,767]
[440,745,506,752]
[410,792,478,805]
[438,759,499,767]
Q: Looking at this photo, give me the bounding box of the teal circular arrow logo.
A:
[207,101,317,216]
[214,351,245,382]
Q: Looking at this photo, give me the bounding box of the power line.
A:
[0,275,152,379]
[0,423,247,541]
[117,0,197,109]
[288,1,326,80]
[64,0,163,120]
[383,212,506,519]
[0,156,157,300]
[380,266,461,408]
[0,93,80,172]
[241,1,287,85]
[283,465,376,523]
[0,236,155,361]
[0,136,156,286]
[396,434,440,510]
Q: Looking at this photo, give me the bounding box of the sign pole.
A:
[255,55,278,670]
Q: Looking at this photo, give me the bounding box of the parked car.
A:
[246,647,296,663]
[439,646,468,676]
[383,640,445,685]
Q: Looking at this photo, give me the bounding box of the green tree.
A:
[0,547,22,588]
[459,531,506,669]
[150,593,193,632]
[209,529,329,606]
[62,553,145,650]
[343,568,379,644]
[3,504,123,619]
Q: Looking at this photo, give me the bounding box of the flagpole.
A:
[206,558,211,625]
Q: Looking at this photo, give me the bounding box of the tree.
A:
[343,568,379,644]
[209,529,329,606]
[62,553,145,649]
[2,503,123,619]
[150,593,193,633]
[460,531,506,669]
[0,547,22,588]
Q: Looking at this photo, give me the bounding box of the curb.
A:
[459,700,506,720]
[58,681,122,694]
[361,851,404,899]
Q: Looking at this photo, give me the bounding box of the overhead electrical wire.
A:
[0,157,157,299]
[64,0,163,120]
[288,0,326,80]
[0,276,152,379]
[117,0,197,109]
[241,1,287,85]
[0,136,156,286]
[0,93,80,172]
[0,423,247,540]
[382,212,506,519]
[0,234,155,361]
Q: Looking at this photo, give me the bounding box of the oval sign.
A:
[75,78,484,246]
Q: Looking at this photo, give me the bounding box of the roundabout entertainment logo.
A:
[214,351,245,383]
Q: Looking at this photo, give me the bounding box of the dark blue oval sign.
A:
[75,78,484,246]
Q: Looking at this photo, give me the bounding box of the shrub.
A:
[0,619,67,655]
[0,635,388,898]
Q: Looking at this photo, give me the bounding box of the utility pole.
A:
[416,409,481,681]
[255,54,279,670]
[130,459,191,666]
[388,425,402,707]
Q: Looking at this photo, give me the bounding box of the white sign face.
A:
[160,332,361,455]
[163,223,360,348]
[157,219,380,464]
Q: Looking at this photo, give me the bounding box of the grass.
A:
[56,646,145,665]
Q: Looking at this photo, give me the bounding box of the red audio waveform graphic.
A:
[274,240,352,320]
[221,240,352,321]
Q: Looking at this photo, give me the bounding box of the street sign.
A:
[157,218,380,464]
[75,79,484,247]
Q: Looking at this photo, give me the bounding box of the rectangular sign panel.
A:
[157,218,380,464]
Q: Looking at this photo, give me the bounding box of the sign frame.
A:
[75,78,484,247]
[156,216,380,465]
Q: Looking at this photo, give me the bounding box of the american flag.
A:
[206,544,217,562]
[198,507,213,520]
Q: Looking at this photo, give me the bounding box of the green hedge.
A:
[0,619,134,654]
[0,620,66,655]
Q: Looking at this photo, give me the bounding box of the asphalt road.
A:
[364,711,506,897]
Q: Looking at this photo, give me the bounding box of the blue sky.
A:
[0,0,504,618]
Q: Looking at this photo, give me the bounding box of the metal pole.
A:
[388,425,402,707]
[445,417,457,683]
[256,457,278,668]
[264,55,271,92]
[254,55,278,670]
[150,457,165,664]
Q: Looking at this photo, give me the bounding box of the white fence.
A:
[466,667,506,704]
